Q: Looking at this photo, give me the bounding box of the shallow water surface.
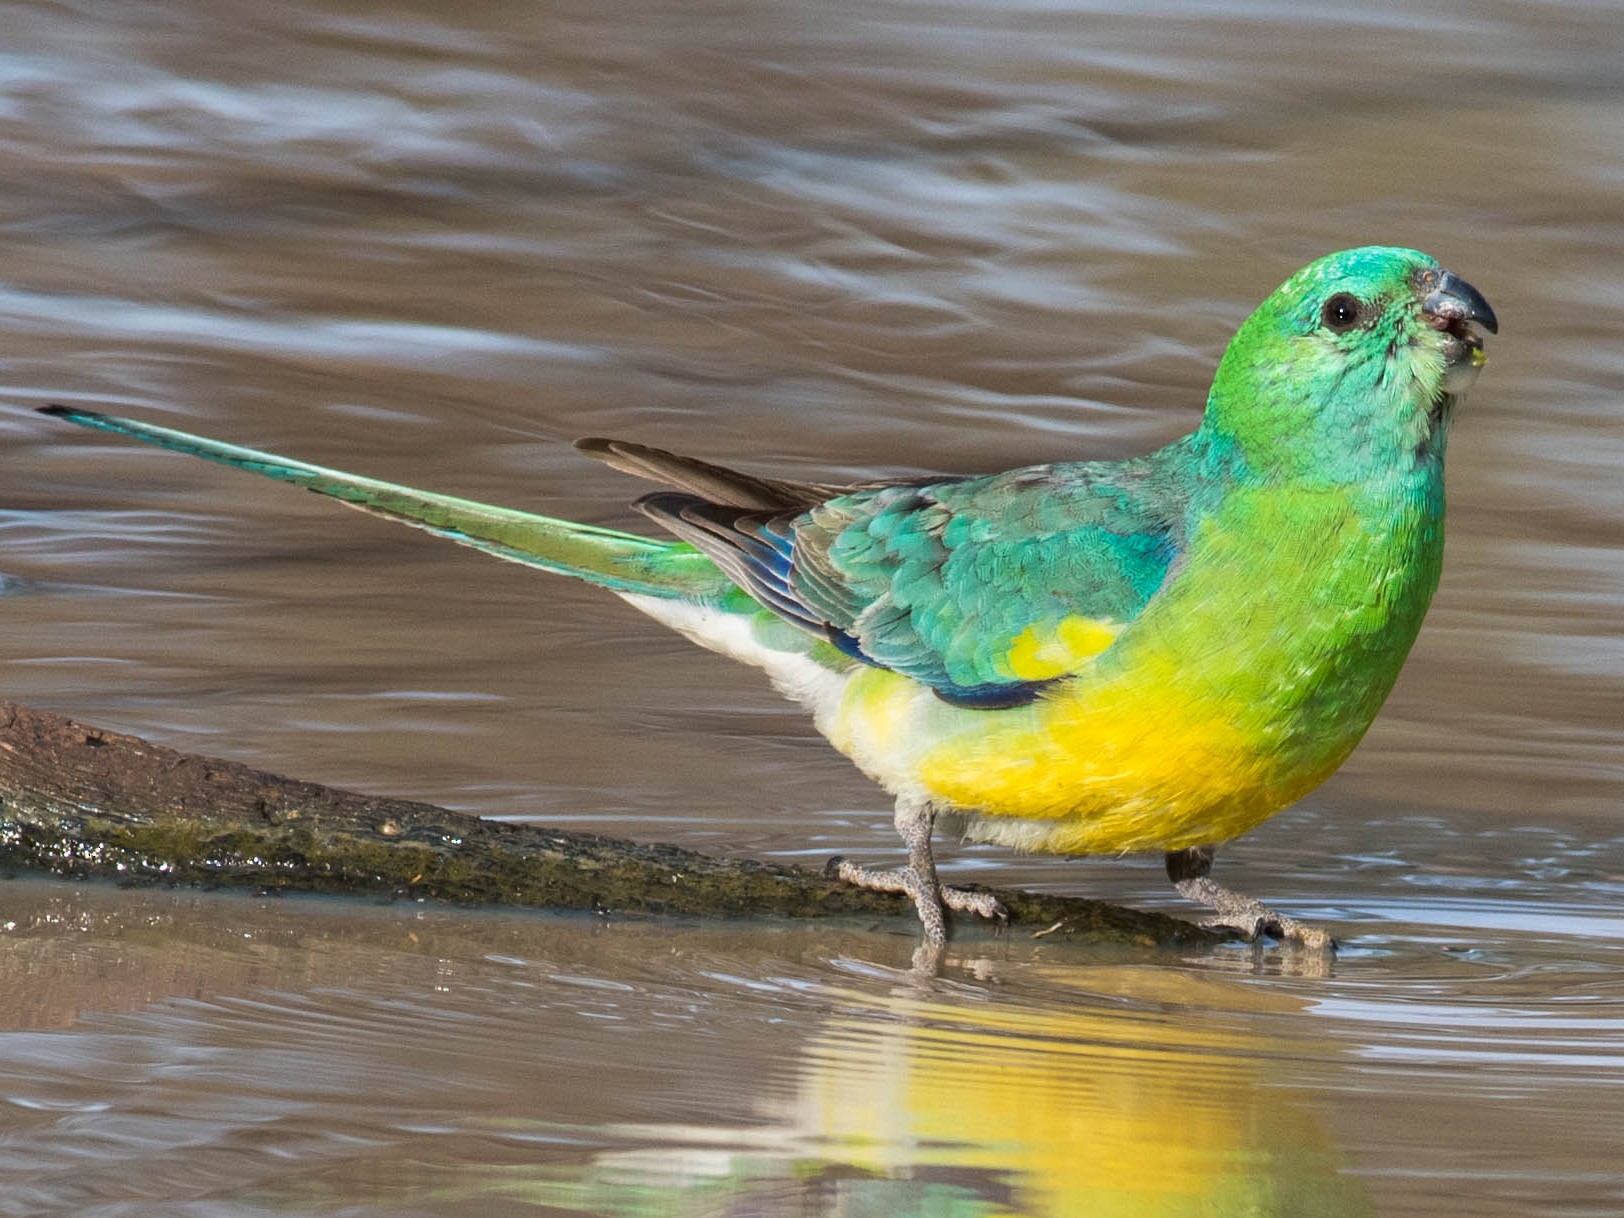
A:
[1,0,1622,1214]
[2,876,1622,1218]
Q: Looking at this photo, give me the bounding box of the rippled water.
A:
[2,0,1622,1214]
[3,877,1622,1218]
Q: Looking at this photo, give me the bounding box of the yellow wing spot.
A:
[1005,615,1120,681]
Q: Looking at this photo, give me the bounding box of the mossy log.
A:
[0,700,1225,949]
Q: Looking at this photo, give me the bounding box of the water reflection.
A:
[790,978,1365,1218]
[5,880,1624,1216]
[326,967,1372,1217]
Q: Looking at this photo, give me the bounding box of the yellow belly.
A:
[823,661,1348,856]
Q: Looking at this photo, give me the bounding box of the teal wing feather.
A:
[639,456,1192,708]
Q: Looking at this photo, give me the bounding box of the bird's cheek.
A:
[1396,340,1446,394]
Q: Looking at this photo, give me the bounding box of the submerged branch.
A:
[0,700,1225,950]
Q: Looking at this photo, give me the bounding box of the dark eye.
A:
[1320,292,1365,333]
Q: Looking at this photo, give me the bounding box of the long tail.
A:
[39,406,731,601]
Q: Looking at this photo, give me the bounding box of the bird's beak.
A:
[1423,269,1498,335]
[1417,267,1497,394]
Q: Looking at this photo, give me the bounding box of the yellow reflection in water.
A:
[545,965,1373,1218]
[790,967,1367,1217]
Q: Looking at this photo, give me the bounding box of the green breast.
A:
[1124,465,1446,779]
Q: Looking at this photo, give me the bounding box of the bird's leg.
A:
[832,794,1007,944]
[1165,845,1334,951]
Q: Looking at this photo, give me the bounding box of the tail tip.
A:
[38,404,94,422]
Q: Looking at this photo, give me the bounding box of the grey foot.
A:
[1190,895,1335,951]
[833,795,1009,946]
[829,857,1008,945]
[1165,846,1336,951]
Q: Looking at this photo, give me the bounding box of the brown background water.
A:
[1,1,1622,1215]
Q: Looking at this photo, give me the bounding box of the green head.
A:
[1203,246,1497,482]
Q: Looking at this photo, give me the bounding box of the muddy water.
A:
[1,1,1622,1214]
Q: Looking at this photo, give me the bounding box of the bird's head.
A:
[1204,246,1497,482]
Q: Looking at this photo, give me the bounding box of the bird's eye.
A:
[1320,293,1366,333]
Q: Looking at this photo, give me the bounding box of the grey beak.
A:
[1425,270,1498,335]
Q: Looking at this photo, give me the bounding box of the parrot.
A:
[39,245,1496,950]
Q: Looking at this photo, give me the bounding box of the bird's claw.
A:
[830,857,1006,942]
[941,885,1008,926]
[1199,905,1336,952]
[1168,851,1336,952]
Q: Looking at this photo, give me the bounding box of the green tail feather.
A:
[39,406,729,601]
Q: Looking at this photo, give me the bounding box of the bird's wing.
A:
[575,437,849,511]
[623,454,1188,708]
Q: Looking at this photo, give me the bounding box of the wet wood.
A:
[0,700,1225,949]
